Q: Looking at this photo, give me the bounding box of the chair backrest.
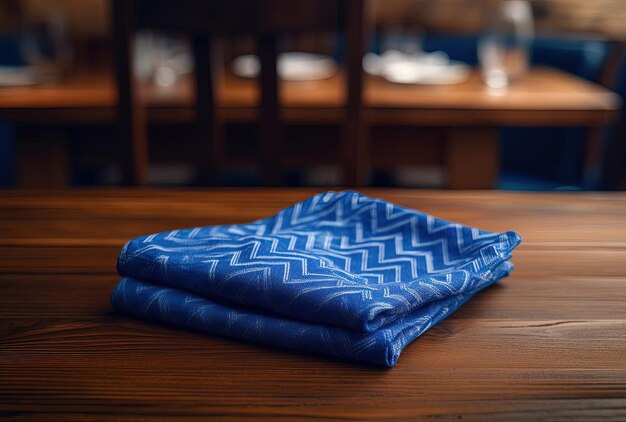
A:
[111,0,364,186]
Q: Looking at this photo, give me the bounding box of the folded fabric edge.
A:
[111,261,513,367]
[362,231,522,333]
[384,260,514,366]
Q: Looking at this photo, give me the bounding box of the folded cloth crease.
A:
[111,191,521,366]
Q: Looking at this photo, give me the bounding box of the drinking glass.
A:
[479,0,534,89]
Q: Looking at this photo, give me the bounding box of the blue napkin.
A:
[112,191,521,366]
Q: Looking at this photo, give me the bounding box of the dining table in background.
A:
[0,66,620,188]
[1,188,625,420]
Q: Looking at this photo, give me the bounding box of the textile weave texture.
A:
[111,191,521,366]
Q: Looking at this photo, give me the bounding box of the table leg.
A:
[446,127,499,189]
[16,127,69,188]
[583,127,605,188]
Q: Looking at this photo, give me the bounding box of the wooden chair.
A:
[111,0,366,186]
[596,40,626,189]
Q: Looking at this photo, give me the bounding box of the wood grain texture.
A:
[1,189,626,421]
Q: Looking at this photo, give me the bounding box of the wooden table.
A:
[1,189,625,420]
[0,67,620,188]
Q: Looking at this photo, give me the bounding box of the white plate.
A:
[382,61,470,85]
[364,50,470,85]
[231,52,337,81]
[0,66,38,86]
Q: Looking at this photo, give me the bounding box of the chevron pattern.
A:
[112,191,521,366]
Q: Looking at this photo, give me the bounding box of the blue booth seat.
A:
[0,35,25,187]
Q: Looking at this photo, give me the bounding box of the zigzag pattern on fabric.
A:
[117,191,520,332]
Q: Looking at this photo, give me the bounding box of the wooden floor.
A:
[1,189,626,421]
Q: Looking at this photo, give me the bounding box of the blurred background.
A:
[0,0,624,190]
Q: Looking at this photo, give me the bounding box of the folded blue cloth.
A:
[112,191,521,366]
